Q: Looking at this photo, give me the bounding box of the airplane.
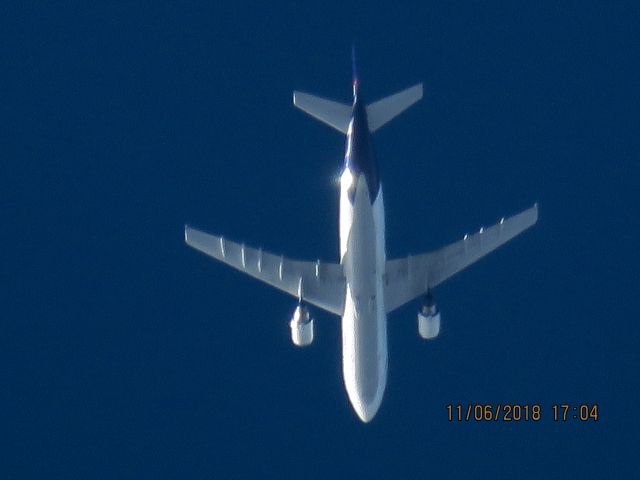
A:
[184,52,538,422]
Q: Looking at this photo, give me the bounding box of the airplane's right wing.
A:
[185,226,346,316]
[384,204,538,313]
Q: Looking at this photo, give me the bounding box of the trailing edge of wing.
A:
[184,226,346,316]
[384,204,538,313]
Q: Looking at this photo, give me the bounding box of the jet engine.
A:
[290,304,314,347]
[418,293,440,340]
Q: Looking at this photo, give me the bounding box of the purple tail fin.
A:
[351,44,359,96]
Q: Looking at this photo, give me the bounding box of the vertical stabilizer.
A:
[352,44,359,97]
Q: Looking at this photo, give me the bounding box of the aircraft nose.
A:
[353,398,382,423]
[348,382,385,423]
[344,349,388,422]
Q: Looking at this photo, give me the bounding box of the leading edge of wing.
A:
[184,225,346,316]
[384,203,538,313]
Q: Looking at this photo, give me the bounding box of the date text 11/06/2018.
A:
[446,404,599,422]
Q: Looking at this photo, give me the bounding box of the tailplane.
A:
[292,91,352,134]
[366,83,423,132]
[293,84,423,134]
[293,48,422,134]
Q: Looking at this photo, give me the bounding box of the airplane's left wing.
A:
[185,226,345,316]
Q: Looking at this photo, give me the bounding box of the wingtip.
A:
[292,90,305,108]
[184,224,190,243]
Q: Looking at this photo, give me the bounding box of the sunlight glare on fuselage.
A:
[340,167,354,189]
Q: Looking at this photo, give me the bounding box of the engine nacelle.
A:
[290,304,314,347]
[418,296,440,340]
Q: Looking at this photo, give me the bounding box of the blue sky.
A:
[3,2,638,478]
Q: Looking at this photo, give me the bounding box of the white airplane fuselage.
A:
[184,58,423,423]
[338,95,388,422]
[185,57,539,424]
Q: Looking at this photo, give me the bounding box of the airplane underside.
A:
[184,52,538,422]
[340,173,387,422]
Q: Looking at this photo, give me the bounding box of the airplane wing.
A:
[185,226,345,316]
[384,204,538,313]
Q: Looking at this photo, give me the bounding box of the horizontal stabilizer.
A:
[293,91,352,133]
[366,83,423,132]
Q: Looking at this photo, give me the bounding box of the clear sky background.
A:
[3,2,638,478]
